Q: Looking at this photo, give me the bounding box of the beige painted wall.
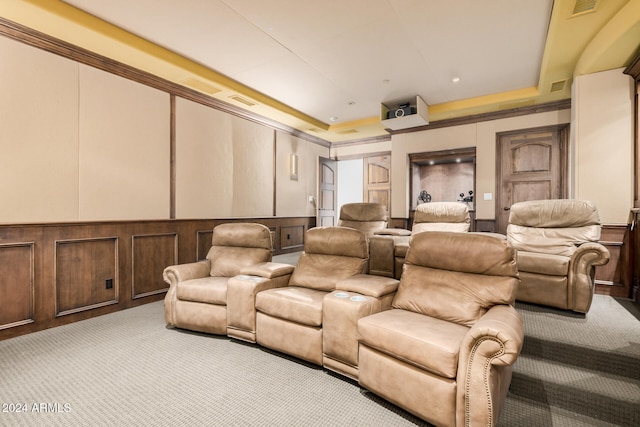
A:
[175,97,274,218]
[572,68,634,225]
[275,131,328,217]
[0,36,79,223]
[78,65,170,220]
[1,33,327,223]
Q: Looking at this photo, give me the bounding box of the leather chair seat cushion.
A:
[516,251,569,276]
[358,309,469,379]
[507,223,600,257]
[289,253,368,291]
[255,286,326,327]
[176,276,229,305]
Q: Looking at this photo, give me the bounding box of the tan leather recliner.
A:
[370,201,470,278]
[163,223,290,336]
[507,199,610,313]
[358,231,523,427]
[254,226,370,365]
[337,202,388,238]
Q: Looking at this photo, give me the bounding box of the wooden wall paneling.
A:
[595,224,632,298]
[131,233,177,299]
[474,220,497,233]
[280,225,305,252]
[55,237,119,316]
[197,229,214,261]
[388,218,410,230]
[0,217,314,341]
[0,242,35,329]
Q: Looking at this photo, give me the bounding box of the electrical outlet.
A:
[105,278,113,289]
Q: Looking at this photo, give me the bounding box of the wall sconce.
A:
[289,154,298,181]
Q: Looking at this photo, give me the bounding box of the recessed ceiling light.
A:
[329,116,339,122]
[452,77,461,83]
[348,101,356,106]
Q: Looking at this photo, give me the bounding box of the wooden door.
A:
[496,125,568,234]
[318,157,337,227]
[363,154,391,214]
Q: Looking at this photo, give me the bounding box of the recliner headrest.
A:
[339,203,387,222]
[414,202,470,224]
[304,226,368,259]
[508,199,600,228]
[211,223,272,249]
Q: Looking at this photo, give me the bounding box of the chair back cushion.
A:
[289,226,369,291]
[507,199,601,256]
[206,223,272,277]
[412,202,470,234]
[392,231,518,327]
[337,203,388,237]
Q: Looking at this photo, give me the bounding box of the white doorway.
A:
[337,159,363,218]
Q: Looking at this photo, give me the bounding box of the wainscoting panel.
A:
[132,233,177,299]
[0,242,34,329]
[55,237,119,316]
[280,225,304,251]
[595,224,632,298]
[196,229,214,261]
[0,217,314,340]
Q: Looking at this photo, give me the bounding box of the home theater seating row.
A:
[369,201,471,279]
[163,221,524,427]
[362,198,610,314]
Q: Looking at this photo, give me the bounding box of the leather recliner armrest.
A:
[163,260,211,287]
[568,242,610,313]
[373,228,412,236]
[240,261,294,279]
[456,304,524,427]
[335,274,399,298]
[163,260,211,327]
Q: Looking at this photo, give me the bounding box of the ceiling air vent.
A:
[181,78,221,95]
[550,80,567,93]
[572,0,597,16]
[228,95,256,107]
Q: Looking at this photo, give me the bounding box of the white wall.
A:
[337,159,364,215]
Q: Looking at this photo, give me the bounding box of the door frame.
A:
[495,124,569,233]
[317,156,337,227]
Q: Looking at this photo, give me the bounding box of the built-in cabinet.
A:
[408,148,476,230]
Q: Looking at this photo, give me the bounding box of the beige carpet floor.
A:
[1,291,638,426]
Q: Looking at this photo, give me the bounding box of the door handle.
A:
[503,207,510,211]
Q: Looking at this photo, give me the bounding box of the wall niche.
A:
[409,147,476,212]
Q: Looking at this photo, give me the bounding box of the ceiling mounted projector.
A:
[380,96,429,130]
